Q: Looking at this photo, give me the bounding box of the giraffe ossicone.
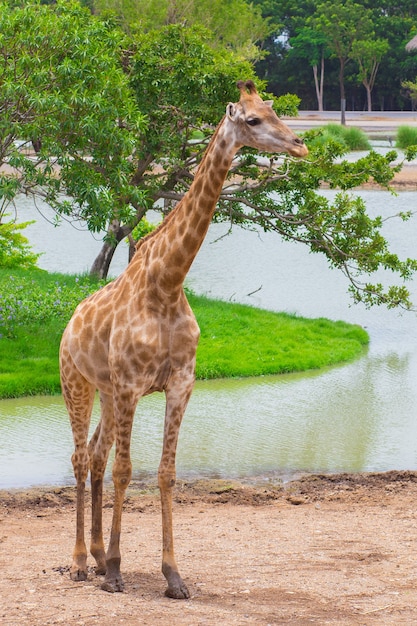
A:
[60,80,308,599]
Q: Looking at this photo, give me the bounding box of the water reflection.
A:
[1,191,417,487]
[2,350,417,488]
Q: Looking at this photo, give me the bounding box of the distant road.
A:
[284,110,417,132]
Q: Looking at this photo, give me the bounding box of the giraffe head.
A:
[226,80,308,158]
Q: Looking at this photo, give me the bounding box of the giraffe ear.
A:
[264,100,274,108]
[226,102,238,121]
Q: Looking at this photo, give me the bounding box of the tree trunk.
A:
[341,98,346,126]
[312,56,324,112]
[89,201,150,278]
[89,219,128,279]
[128,233,136,262]
[339,59,346,125]
[366,84,372,112]
[89,240,119,279]
[365,61,379,113]
[319,54,324,111]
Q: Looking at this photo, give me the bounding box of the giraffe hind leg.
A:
[61,361,96,582]
[88,392,115,576]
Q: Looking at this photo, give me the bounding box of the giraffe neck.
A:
[135,118,239,293]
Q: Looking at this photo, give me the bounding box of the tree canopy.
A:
[254,0,417,111]
[0,1,146,222]
[1,0,417,311]
[93,0,271,61]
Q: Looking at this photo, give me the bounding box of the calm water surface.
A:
[1,190,417,488]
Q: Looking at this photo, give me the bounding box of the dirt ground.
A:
[2,472,417,625]
[390,165,417,189]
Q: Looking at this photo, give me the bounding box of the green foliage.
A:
[341,127,371,151]
[273,93,302,117]
[402,80,417,109]
[351,38,389,84]
[351,38,389,110]
[395,125,417,149]
[309,124,371,151]
[132,23,256,131]
[310,0,374,102]
[0,221,40,269]
[131,217,157,241]
[310,0,373,62]
[0,0,147,234]
[289,27,330,68]
[0,269,105,339]
[218,136,417,309]
[93,0,271,61]
[0,269,369,397]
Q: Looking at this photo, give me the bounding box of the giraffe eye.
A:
[246,118,261,127]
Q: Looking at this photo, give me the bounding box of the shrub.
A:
[309,123,371,151]
[342,126,372,151]
[395,125,417,149]
[0,221,40,269]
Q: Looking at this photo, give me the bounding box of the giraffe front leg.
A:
[159,468,190,599]
[159,376,194,599]
[90,474,107,575]
[100,476,130,593]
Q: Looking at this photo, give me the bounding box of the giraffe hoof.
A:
[70,568,88,582]
[165,581,190,600]
[101,577,125,593]
[162,563,190,599]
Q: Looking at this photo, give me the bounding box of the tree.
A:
[402,79,417,110]
[93,0,271,61]
[88,23,262,276]
[289,28,329,111]
[351,38,389,111]
[2,2,417,309]
[253,0,322,106]
[254,0,417,111]
[0,0,147,277]
[310,0,374,122]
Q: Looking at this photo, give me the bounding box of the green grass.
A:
[189,293,368,379]
[310,123,371,151]
[395,125,417,149]
[0,268,369,398]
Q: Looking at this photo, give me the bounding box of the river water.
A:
[1,190,417,488]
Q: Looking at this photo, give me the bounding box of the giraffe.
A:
[60,80,308,600]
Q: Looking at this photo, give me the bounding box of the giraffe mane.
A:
[134,116,227,254]
[133,79,257,255]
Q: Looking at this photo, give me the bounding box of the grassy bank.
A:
[0,268,369,398]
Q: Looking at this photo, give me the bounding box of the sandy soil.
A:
[2,472,417,625]
[388,165,417,189]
